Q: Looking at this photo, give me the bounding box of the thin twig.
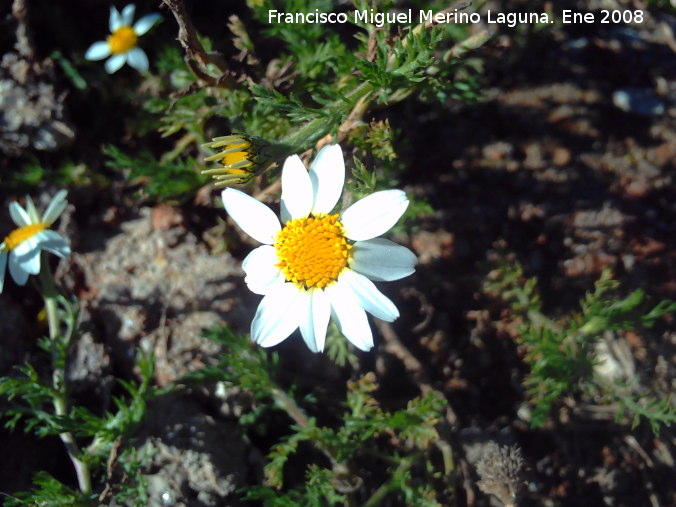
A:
[376,321,458,426]
[161,0,235,87]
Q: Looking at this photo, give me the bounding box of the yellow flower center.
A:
[108,26,137,55]
[222,142,253,168]
[275,214,352,290]
[4,223,46,251]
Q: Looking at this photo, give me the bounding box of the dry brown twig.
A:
[375,321,458,426]
[161,0,236,88]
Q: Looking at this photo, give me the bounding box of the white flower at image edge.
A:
[85,4,161,74]
[222,145,417,352]
[0,191,71,293]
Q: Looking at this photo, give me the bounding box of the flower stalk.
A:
[38,259,92,495]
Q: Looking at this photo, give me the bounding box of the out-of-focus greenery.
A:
[484,263,676,433]
[104,145,203,202]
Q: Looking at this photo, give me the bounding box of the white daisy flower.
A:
[0,191,71,293]
[85,4,161,74]
[222,145,417,352]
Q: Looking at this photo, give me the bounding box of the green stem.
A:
[362,460,413,507]
[279,81,375,151]
[39,261,92,496]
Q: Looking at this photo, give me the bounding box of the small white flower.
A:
[85,4,161,74]
[0,191,71,293]
[222,145,417,352]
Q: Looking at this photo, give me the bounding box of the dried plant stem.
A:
[161,0,234,87]
[376,321,458,426]
[269,386,313,430]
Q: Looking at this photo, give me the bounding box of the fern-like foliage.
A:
[183,326,450,505]
[485,264,675,432]
[0,351,158,505]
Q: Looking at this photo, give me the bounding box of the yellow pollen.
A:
[275,214,352,290]
[107,26,137,55]
[4,223,46,251]
[222,142,253,167]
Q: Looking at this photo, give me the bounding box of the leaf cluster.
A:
[254,0,353,83]
[2,471,87,507]
[179,325,278,396]
[353,22,443,103]
[257,373,446,504]
[104,145,203,201]
[1,349,155,440]
[185,326,449,505]
[485,263,675,432]
[0,350,158,505]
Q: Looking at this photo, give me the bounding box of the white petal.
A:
[85,41,111,61]
[35,230,70,259]
[310,145,345,215]
[341,190,409,241]
[8,252,30,286]
[280,155,313,223]
[42,190,68,226]
[126,47,149,72]
[134,13,161,35]
[248,271,285,296]
[252,283,304,347]
[298,288,331,353]
[296,291,316,352]
[0,251,7,293]
[109,6,122,32]
[9,202,31,227]
[326,282,374,351]
[338,269,399,322]
[242,245,285,295]
[13,236,41,275]
[8,238,39,286]
[349,238,417,281]
[24,196,39,223]
[222,188,281,245]
[242,244,277,272]
[313,289,331,352]
[105,54,127,74]
[120,4,136,26]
